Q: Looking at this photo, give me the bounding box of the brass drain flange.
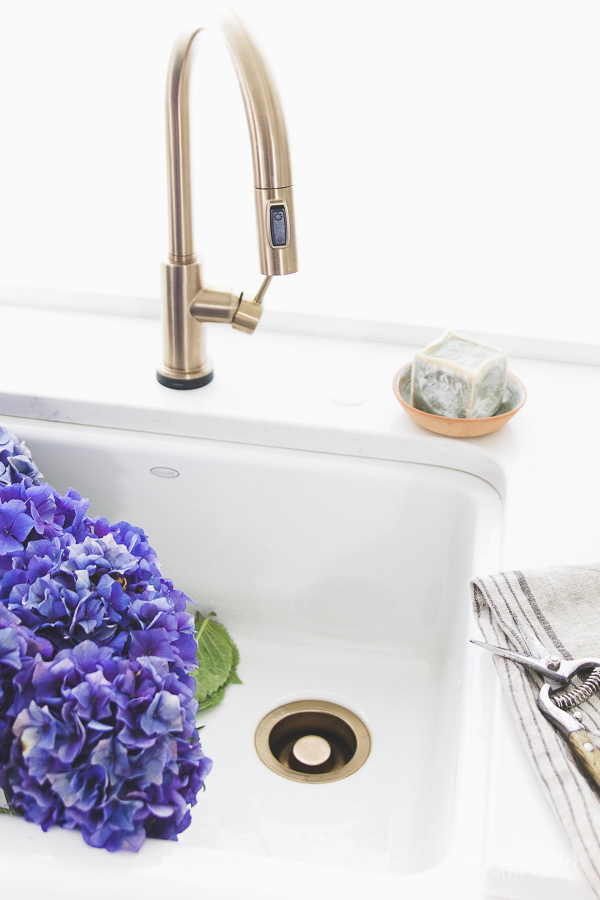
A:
[255,700,371,783]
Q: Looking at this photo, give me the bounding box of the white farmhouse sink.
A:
[0,415,502,900]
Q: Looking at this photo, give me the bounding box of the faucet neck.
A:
[165,13,293,264]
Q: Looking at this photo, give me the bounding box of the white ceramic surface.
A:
[0,416,501,899]
[2,302,598,898]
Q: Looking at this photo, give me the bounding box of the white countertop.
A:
[1,301,599,898]
[2,302,600,569]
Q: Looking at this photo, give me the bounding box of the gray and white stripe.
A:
[472,565,600,896]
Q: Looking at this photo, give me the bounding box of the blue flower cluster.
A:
[0,427,41,489]
[0,426,211,851]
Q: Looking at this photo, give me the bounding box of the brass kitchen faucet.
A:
[157,5,298,389]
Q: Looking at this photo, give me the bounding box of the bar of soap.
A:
[411,331,508,418]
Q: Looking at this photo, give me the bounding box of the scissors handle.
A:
[568,731,600,792]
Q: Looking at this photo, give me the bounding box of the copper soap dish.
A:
[392,362,526,438]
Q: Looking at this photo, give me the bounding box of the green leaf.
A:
[193,612,242,710]
[228,637,242,685]
[196,684,226,711]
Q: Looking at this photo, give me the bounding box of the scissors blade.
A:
[470,638,569,684]
[513,617,550,661]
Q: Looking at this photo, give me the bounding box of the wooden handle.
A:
[568,730,600,791]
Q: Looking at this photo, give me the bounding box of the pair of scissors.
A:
[472,621,600,792]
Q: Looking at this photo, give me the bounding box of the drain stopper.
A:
[292,734,331,767]
[255,700,371,783]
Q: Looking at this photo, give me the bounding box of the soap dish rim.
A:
[392,363,526,438]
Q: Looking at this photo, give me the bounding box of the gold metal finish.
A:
[255,700,371,784]
[157,6,298,389]
[292,735,332,767]
[232,275,272,334]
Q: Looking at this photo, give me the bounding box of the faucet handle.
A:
[232,275,272,334]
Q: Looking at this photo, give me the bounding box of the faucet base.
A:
[156,370,214,390]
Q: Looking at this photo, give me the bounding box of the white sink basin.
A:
[0,416,502,899]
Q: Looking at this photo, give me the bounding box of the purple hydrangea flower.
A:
[0,429,212,852]
[0,427,42,487]
[3,643,210,851]
[0,500,34,555]
[28,485,65,539]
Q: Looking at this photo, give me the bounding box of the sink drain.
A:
[255,700,370,783]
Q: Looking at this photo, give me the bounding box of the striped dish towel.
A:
[472,565,600,897]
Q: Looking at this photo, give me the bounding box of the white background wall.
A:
[0,0,599,344]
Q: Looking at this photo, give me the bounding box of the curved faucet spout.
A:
[157,6,298,390]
